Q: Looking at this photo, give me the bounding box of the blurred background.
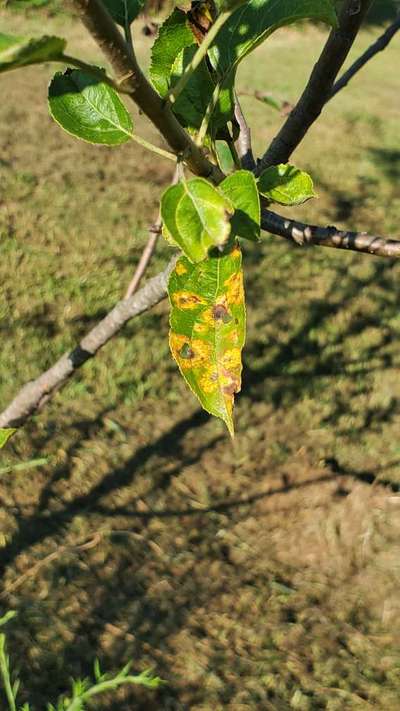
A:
[1,1,400,708]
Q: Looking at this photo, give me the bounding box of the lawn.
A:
[0,4,400,709]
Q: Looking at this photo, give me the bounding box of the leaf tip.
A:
[0,428,17,450]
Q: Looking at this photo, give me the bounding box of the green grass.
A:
[1,7,400,710]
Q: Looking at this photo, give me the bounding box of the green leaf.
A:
[0,428,16,450]
[219,170,260,242]
[171,46,233,132]
[48,69,133,145]
[215,140,236,174]
[0,32,66,74]
[135,668,164,689]
[168,244,245,435]
[0,610,17,628]
[149,10,233,133]
[210,0,337,77]
[102,0,144,26]
[161,178,234,263]
[149,9,195,98]
[257,163,316,205]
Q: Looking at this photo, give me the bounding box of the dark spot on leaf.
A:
[179,343,195,359]
[223,381,240,396]
[212,304,232,323]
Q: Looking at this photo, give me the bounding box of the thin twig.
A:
[124,166,180,299]
[261,209,400,258]
[238,89,293,116]
[0,259,176,429]
[330,12,400,99]
[234,93,256,170]
[257,0,373,174]
[124,220,162,299]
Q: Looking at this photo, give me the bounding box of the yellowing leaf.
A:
[168,244,246,435]
[161,178,234,263]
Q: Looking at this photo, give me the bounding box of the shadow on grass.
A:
[368,147,400,182]
[3,221,400,707]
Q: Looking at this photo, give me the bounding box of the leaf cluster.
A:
[0,0,337,433]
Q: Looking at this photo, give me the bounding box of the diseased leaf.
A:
[0,32,66,74]
[168,244,245,435]
[220,170,260,241]
[48,69,133,145]
[149,8,195,98]
[102,0,144,26]
[258,163,316,205]
[210,0,337,77]
[0,428,16,450]
[161,178,234,263]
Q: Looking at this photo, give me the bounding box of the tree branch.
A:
[4,213,400,430]
[124,219,161,298]
[261,209,400,258]
[71,0,222,181]
[124,166,181,298]
[330,11,400,99]
[0,259,175,429]
[256,0,372,174]
[234,93,256,171]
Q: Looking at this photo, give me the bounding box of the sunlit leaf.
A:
[171,45,233,131]
[161,178,234,263]
[150,9,233,133]
[149,8,195,98]
[0,32,66,74]
[48,69,133,145]
[215,140,236,174]
[220,170,260,241]
[168,244,246,435]
[210,0,337,77]
[135,667,165,688]
[102,0,144,26]
[258,163,316,205]
[0,610,17,628]
[0,428,16,450]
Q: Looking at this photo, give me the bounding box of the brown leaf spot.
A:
[173,291,206,310]
[212,304,232,323]
[179,343,195,360]
[223,379,240,396]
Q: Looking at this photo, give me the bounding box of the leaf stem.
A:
[0,636,17,711]
[64,671,162,711]
[130,134,176,162]
[196,81,222,146]
[167,10,231,104]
